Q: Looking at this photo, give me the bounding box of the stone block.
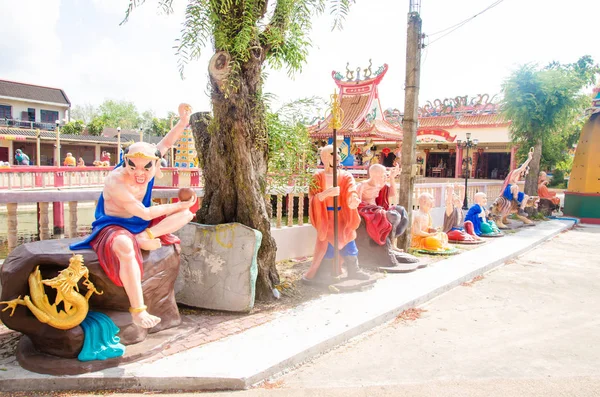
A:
[174,222,261,312]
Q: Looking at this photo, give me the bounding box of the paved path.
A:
[79,224,599,397]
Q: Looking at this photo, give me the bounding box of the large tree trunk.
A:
[524,139,543,196]
[190,53,279,301]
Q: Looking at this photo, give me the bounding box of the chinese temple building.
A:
[384,96,515,179]
[311,62,518,180]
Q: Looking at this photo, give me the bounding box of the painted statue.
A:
[465,192,502,236]
[361,139,375,166]
[304,144,368,281]
[15,149,30,165]
[78,157,85,167]
[356,164,409,252]
[443,185,480,243]
[501,149,533,217]
[0,254,102,330]
[70,103,195,329]
[100,151,111,165]
[411,192,455,253]
[64,152,76,167]
[489,194,539,229]
[538,171,561,209]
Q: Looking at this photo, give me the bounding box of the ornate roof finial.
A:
[345,62,355,81]
[364,59,373,79]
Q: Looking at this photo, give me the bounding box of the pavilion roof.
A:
[309,63,403,142]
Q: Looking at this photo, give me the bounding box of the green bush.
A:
[60,120,85,135]
[549,169,565,187]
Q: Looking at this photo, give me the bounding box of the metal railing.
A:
[0,118,60,131]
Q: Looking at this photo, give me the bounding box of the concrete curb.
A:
[0,220,575,393]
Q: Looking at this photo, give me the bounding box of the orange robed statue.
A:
[537,171,560,206]
[304,145,369,281]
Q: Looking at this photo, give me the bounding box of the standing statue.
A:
[357,164,408,252]
[501,149,534,217]
[465,192,502,236]
[411,192,456,253]
[304,145,368,281]
[70,103,196,329]
[443,185,480,243]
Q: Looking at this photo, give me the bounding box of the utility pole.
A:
[397,0,423,251]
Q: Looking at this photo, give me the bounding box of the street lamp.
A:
[457,132,478,210]
[55,119,61,167]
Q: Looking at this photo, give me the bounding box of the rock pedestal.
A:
[355,221,420,272]
[0,238,181,359]
[174,222,261,312]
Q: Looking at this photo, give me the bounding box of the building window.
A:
[27,108,36,121]
[0,105,11,119]
[41,110,59,123]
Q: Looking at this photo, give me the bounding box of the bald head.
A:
[474,192,487,205]
[319,144,340,172]
[369,164,386,176]
[418,192,434,208]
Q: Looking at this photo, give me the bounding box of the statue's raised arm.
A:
[157,103,192,157]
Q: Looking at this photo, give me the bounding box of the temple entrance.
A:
[477,152,510,180]
[426,152,455,178]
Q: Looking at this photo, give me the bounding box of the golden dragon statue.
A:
[0,254,103,330]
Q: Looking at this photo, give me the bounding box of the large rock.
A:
[174,222,261,312]
[0,238,181,359]
[356,221,420,271]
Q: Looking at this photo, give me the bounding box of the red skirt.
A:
[90,216,180,287]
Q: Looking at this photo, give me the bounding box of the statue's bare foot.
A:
[132,310,161,329]
[136,234,162,251]
[391,246,405,253]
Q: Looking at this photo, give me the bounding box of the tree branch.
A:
[259,0,293,55]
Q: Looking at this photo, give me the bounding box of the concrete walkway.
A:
[0,219,575,393]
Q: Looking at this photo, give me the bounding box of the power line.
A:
[426,0,505,46]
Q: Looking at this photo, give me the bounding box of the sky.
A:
[1,0,600,119]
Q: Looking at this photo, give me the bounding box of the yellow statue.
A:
[0,254,102,330]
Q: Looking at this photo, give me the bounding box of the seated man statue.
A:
[465,192,501,236]
[411,192,453,251]
[356,164,409,252]
[70,103,196,329]
[443,185,479,242]
[64,152,76,167]
[304,145,369,281]
[538,171,561,207]
[501,149,533,217]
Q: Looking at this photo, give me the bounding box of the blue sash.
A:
[70,161,154,250]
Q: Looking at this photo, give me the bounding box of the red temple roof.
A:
[309,64,403,141]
